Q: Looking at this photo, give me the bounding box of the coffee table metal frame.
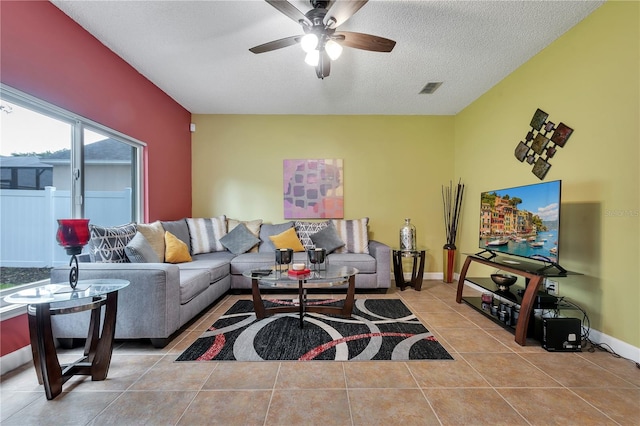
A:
[4,279,129,400]
[244,266,359,328]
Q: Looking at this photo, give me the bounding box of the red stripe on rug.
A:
[196,332,226,361]
[299,332,426,360]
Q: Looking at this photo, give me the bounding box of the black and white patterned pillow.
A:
[294,220,329,250]
[88,223,137,263]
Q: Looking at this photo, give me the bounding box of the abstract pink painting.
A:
[283,159,344,219]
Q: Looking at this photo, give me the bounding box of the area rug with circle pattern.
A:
[176,298,453,361]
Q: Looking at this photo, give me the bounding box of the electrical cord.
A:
[561,298,640,369]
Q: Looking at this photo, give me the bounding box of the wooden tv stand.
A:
[455,254,573,346]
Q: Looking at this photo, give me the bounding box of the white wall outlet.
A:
[544,278,559,295]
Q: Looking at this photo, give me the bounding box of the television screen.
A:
[479,180,561,263]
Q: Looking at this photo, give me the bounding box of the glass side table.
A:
[392,248,427,291]
[4,279,129,400]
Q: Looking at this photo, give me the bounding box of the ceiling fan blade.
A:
[325,0,368,28]
[316,50,330,79]
[265,0,311,26]
[249,35,301,54]
[334,31,396,52]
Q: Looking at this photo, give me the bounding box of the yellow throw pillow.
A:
[165,231,192,263]
[269,227,305,252]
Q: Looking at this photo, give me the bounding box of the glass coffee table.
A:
[4,279,129,400]
[244,265,359,328]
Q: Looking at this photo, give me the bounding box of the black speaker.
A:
[542,318,582,352]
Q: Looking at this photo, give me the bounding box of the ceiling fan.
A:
[249,0,396,79]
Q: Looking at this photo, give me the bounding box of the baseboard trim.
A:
[462,279,640,363]
[1,345,32,375]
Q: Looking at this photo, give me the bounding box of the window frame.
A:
[0,84,146,318]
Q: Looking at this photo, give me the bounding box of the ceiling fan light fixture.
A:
[305,49,320,66]
[325,39,343,60]
[301,33,319,53]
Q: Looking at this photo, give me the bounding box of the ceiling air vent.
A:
[419,82,443,94]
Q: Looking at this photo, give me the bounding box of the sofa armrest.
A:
[50,263,181,339]
[368,240,391,288]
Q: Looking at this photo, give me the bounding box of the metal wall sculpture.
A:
[515,108,574,180]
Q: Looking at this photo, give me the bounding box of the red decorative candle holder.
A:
[56,219,90,289]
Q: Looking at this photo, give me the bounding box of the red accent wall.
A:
[0,1,192,358]
[0,314,29,357]
[0,0,192,222]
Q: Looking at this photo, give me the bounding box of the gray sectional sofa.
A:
[50,217,391,347]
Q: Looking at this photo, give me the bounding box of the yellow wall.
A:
[455,1,639,347]
[192,2,639,348]
[191,115,454,271]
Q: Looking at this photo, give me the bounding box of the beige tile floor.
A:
[1,280,639,425]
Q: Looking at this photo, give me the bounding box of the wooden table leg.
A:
[90,292,118,381]
[392,250,407,290]
[251,278,266,319]
[30,304,63,400]
[341,275,356,316]
[412,251,426,291]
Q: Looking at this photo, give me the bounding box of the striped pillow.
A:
[331,218,369,254]
[186,216,227,254]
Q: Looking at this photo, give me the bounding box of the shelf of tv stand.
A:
[455,254,580,346]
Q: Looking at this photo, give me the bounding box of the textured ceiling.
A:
[51,0,604,115]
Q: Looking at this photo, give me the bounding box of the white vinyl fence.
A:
[0,186,132,267]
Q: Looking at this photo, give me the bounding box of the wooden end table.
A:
[4,279,129,400]
[392,248,427,291]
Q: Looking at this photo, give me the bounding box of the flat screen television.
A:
[478,180,561,268]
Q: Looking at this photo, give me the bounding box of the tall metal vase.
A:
[443,243,456,283]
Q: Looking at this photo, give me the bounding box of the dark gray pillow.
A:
[258,221,294,252]
[309,222,345,254]
[219,223,260,255]
[161,219,191,253]
[125,232,160,263]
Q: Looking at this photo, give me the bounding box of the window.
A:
[0,84,144,304]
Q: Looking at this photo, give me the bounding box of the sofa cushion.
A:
[332,218,370,254]
[227,218,262,253]
[219,223,260,255]
[137,221,165,262]
[88,222,137,263]
[309,222,345,254]
[230,252,276,274]
[187,216,227,254]
[125,232,160,263]
[161,219,191,253]
[179,269,211,305]
[258,221,294,252]
[179,251,234,283]
[327,252,377,274]
[294,220,329,249]
[165,231,192,263]
[269,227,305,252]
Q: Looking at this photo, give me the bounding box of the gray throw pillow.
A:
[258,221,294,252]
[309,222,345,254]
[125,232,160,263]
[219,223,260,255]
[161,219,191,253]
